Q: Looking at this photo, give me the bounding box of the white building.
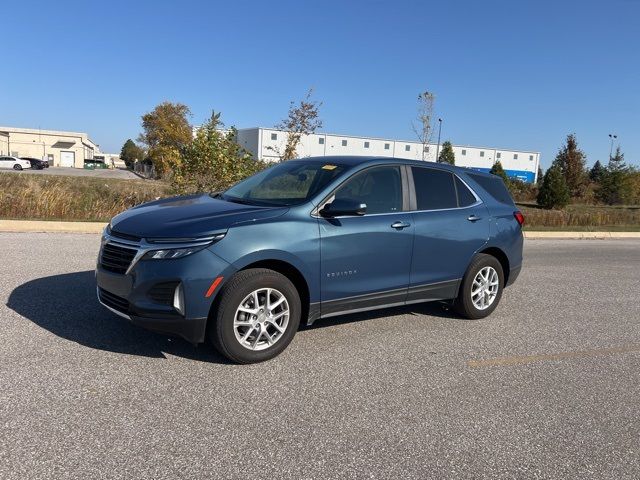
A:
[234,127,540,183]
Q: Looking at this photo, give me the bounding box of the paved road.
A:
[9,166,140,180]
[1,235,639,479]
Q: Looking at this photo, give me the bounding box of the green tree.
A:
[537,165,570,209]
[536,165,544,187]
[119,139,145,168]
[173,111,265,194]
[437,141,455,165]
[589,160,605,182]
[272,89,322,161]
[596,147,632,205]
[138,102,193,177]
[490,161,509,183]
[552,134,587,198]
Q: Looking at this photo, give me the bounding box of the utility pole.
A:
[608,133,617,161]
[435,118,443,161]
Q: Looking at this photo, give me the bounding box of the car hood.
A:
[110,194,289,239]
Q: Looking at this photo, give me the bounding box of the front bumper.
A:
[96,244,235,344]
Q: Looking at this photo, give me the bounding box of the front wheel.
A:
[209,268,301,363]
[13,164,22,171]
[454,254,504,319]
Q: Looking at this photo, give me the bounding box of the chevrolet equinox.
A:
[97,157,524,363]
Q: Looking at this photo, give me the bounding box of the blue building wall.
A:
[469,168,536,183]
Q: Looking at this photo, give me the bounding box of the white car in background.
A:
[0,156,32,170]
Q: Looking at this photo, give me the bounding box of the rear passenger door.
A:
[407,167,490,302]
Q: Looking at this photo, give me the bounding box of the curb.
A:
[0,220,105,234]
[524,231,640,239]
[1,219,639,239]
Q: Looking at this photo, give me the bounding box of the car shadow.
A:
[6,270,231,363]
[8,270,462,361]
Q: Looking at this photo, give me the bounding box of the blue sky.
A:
[2,0,639,168]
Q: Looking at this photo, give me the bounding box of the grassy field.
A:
[2,171,640,230]
[0,172,171,222]
[518,203,640,231]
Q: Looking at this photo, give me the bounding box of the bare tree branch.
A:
[412,91,435,160]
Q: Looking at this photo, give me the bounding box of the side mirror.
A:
[320,199,367,217]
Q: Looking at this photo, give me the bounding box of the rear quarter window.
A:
[468,173,514,206]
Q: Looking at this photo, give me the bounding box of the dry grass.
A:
[2,171,639,230]
[0,172,171,222]
[519,203,640,230]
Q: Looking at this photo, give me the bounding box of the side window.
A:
[455,176,477,207]
[412,167,457,210]
[334,166,403,214]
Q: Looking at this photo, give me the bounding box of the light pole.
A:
[608,133,617,161]
[435,118,443,162]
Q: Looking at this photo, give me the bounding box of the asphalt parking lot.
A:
[1,234,639,479]
[10,166,140,180]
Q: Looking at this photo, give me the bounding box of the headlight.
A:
[142,232,226,260]
[143,246,206,260]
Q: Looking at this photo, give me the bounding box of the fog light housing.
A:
[173,283,185,316]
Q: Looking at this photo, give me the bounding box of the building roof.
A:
[0,125,99,148]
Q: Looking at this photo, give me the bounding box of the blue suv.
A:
[97,157,524,363]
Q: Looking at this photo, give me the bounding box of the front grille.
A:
[110,230,142,243]
[98,288,129,314]
[147,282,179,305]
[100,242,138,274]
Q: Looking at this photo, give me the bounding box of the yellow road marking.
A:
[468,345,640,368]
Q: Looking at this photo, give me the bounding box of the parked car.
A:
[84,158,108,169]
[21,157,49,169]
[97,156,524,363]
[0,156,31,170]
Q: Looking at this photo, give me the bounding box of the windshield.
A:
[222,161,349,206]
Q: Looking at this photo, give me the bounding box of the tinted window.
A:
[334,166,402,214]
[455,176,477,207]
[468,173,514,205]
[412,167,457,210]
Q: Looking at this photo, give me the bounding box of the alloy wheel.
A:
[233,288,290,351]
[471,266,499,310]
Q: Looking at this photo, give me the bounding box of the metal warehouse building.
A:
[0,126,98,168]
[235,127,540,183]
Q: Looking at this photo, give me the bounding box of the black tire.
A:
[209,268,301,364]
[454,253,504,319]
[13,164,22,171]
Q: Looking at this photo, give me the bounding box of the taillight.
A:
[514,211,525,226]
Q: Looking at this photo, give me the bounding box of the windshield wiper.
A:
[224,196,258,206]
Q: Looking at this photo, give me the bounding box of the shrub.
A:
[537,165,570,209]
[173,113,267,194]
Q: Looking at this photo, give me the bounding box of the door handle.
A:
[391,221,411,229]
[467,215,482,222]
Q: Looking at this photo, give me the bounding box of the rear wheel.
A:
[454,254,504,319]
[209,268,301,363]
[13,164,22,171]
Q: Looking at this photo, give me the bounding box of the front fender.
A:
[209,217,321,303]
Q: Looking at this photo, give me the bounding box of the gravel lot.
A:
[1,234,639,479]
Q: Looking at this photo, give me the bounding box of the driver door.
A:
[318,165,414,317]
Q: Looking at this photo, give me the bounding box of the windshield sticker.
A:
[322,164,337,170]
